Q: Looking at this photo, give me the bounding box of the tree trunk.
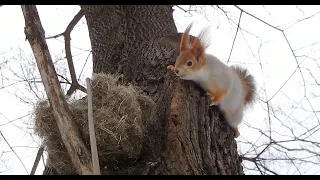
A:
[71,5,243,175]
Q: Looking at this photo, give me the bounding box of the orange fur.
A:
[234,127,240,138]
[191,38,206,66]
[176,51,204,71]
[172,23,207,78]
[209,89,228,105]
[207,80,228,105]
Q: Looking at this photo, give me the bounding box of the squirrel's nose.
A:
[175,69,179,74]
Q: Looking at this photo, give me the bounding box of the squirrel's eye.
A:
[187,61,192,66]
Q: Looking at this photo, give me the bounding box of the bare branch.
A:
[232,5,307,102]
[45,32,64,40]
[234,5,282,31]
[30,145,44,175]
[175,5,195,13]
[227,10,242,64]
[215,5,261,39]
[256,162,278,175]
[0,113,30,127]
[0,131,28,174]
[21,5,93,175]
[284,10,320,30]
[78,51,91,81]
[86,78,100,175]
[282,31,306,97]
[45,9,86,97]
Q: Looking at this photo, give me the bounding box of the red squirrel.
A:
[167,23,256,138]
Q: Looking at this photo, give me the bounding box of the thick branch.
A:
[21,5,93,175]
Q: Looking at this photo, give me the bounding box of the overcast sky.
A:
[0,5,319,175]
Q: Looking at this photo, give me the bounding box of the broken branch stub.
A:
[21,5,93,175]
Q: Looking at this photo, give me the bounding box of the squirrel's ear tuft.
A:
[180,23,193,52]
[197,25,212,50]
[192,38,206,64]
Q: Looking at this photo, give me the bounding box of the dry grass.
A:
[34,73,155,174]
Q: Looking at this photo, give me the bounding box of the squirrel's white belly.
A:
[191,69,212,92]
[220,76,244,112]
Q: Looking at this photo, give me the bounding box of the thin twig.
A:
[234,5,282,31]
[255,162,263,175]
[282,31,306,97]
[227,10,242,64]
[176,5,187,13]
[233,5,306,101]
[284,10,320,30]
[175,5,195,13]
[0,113,30,126]
[257,162,278,175]
[0,130,29,174]
[45,32,64,40]
[30,145,44,175]
[78,51,91,81]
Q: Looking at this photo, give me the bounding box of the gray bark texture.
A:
[44,5,244,175]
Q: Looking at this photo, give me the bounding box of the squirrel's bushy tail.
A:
[231,66,256,107]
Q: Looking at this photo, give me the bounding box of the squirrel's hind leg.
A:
[223,108,243,138]
[207,89,228,106]
[234,127,240,138]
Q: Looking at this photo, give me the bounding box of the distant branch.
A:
[0,113,30,127]
[30,145,44,175]
[233,5,306,101]
[0,131,28,174]
[227,10,242,64]
[283,10,320,30]
[78,51,91,81]
[241,155,279,175]
[175,5,195,13]
[234,5,282,31]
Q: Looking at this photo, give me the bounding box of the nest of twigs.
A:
[34,73,156,174]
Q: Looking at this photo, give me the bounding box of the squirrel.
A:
[167,23,256,138]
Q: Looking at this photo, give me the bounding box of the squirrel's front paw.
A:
[209,101,219,106]
[209,95,220,106]
[167,65,175,71]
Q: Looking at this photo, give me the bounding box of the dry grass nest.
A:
[34,73,156,174]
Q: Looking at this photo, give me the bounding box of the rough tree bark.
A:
[80,5,243,175]
[44,5,244,175]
